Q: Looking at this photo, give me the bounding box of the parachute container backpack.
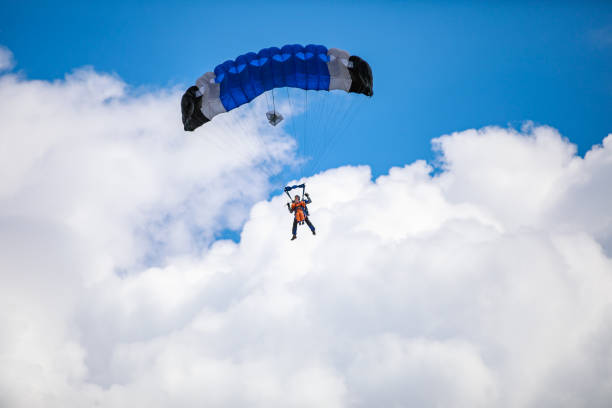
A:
[181,44,373,178]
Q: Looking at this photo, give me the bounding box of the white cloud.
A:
[1,53,612,407]
[0,45,15,71]
[0,64,294,273]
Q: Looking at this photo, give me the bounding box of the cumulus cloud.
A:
[0,64,293,271]
[0,45,15,71]
[1,53,612,407]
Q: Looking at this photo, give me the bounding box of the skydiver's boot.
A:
[305,218,315,236]
[291,235,297,241]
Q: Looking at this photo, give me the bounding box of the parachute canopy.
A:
[182,44,373,131]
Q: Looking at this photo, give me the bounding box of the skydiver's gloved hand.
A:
[287,203,291,209]
[305,193,310,198]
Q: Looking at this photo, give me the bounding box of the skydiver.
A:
[287,193,315,241]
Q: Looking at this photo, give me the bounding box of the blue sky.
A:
[1,0,611,178]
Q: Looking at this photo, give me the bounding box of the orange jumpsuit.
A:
[289,198,315,236]
[291,200,307,222]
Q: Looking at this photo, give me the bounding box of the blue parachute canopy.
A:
[182,44,373,131]
[215,44,330,111]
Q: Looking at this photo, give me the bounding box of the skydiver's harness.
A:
[285,183,310,224]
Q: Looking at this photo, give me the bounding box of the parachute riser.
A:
[284,183,306,202]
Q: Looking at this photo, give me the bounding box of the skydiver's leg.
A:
[292,219,298,236]
[305,217,315,234]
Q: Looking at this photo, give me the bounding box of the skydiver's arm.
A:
[287,203,294,213]
[304,193,312,204]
